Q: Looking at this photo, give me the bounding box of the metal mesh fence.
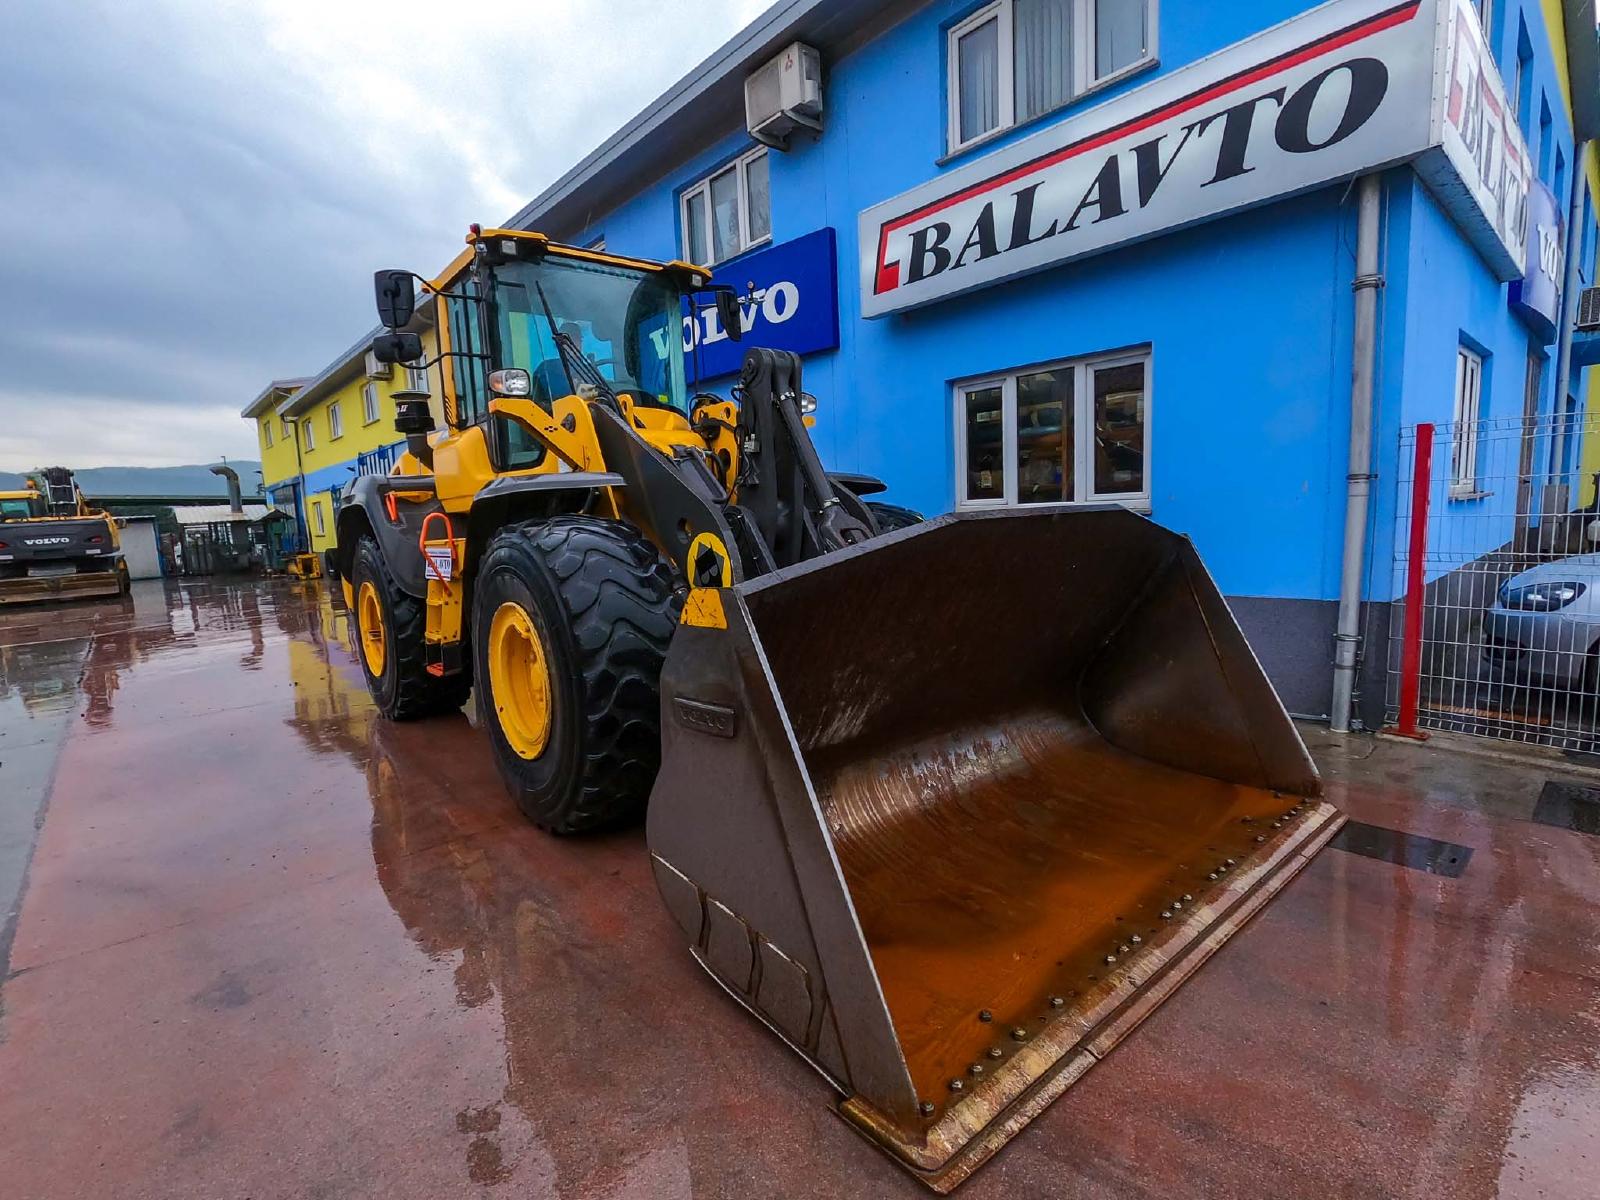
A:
[1388,412,1600,748]
[1387,412,1600,749]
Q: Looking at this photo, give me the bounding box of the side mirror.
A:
[374,269,416,329]
[371,332,423,364]
[714,287,743,342]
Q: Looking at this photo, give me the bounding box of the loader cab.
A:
[0,490,45,521]
[431,236,708,474]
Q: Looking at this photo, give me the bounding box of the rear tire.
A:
[351,535,470,720]
[867,501,923,533]
[472,516,681,834]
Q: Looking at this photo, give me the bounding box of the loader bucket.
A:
[646,505,1341,1191]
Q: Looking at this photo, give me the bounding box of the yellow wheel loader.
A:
[0,469,130,605]
[336,227,1343,1191]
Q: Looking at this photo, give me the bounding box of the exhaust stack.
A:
[211,464,243,514]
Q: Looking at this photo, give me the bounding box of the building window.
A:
[1537,97,1553,183]
[262,419,273,448]
[302,418,315,451]
[281,416,292,442]
[329,402,344,440]
[680,147,770,265]
[1582,193,1596,286]
[1451,345,1484,498]
[947,0,1153,154]
[313,498,326,536]
[954,347,1150,508]
[405,364,430,395]
[1512,18,1532,128]
[362,382,380,425]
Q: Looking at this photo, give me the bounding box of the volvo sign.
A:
[682,227,840,381]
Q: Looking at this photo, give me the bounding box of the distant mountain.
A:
[0,462,265,498]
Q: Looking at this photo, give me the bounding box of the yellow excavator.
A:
[334,227,1342,1191]
[0,468,129,605]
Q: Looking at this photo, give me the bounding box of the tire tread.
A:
[484,516,680,833]
[356,536,470,720]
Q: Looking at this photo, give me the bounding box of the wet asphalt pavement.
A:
[1,576,1598,1199]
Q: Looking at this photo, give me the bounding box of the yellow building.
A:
[243,318,438,556]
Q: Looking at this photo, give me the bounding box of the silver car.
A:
[1482,553,1600,688]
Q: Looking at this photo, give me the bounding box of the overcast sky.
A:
[0,0,768,471]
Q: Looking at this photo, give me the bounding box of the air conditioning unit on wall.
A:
[1579,286,1600,332]
[363,351,392,381]
[745,42,822,150]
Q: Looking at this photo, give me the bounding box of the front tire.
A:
[472,516,680,834]
[351,535,470,720]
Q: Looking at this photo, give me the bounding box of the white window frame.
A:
[405,364,430,395]
[328,401,344,440]
[313,498,326,536]
[679,147,771,265]
[1450,345,1484,498]
[302,417,315,451]
[362,381,380,425]
[953,347,1152,510]
[262,419,273,448]
[946,0,1157,155]
[281,416,292,442]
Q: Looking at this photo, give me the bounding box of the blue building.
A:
[426,0,1600,725]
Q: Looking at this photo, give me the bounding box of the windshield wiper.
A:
[530,280,618,410]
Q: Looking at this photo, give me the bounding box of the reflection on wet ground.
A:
[0,578,1598,1199]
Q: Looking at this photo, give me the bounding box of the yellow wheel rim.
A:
[357,580,387,677]
[487,600,552,760]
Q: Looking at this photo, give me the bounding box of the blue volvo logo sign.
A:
[1508,179,1563,344]
[683,227,839,382]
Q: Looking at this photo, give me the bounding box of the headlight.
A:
[799,392,818,415]
[1499,580,1586,610]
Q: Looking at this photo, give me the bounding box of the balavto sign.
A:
[859,0,1529,318]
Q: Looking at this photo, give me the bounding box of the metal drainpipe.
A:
[1548,141,1590,490]
[1331,173,1384,734]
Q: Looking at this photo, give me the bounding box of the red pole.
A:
[1392,423,1433,739]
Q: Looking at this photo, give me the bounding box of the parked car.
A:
[1482,553,1600,688]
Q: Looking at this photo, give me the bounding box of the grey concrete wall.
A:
[1227,596,1336,722]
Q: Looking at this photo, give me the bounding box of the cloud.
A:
[0,0,768,470]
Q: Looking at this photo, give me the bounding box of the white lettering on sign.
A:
[1538,224,1563,280]
[860,0,1532,315]
[681,281,804,351]
[1429,0,1531,276]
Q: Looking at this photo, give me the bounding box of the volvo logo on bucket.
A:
[681,227,839,382]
